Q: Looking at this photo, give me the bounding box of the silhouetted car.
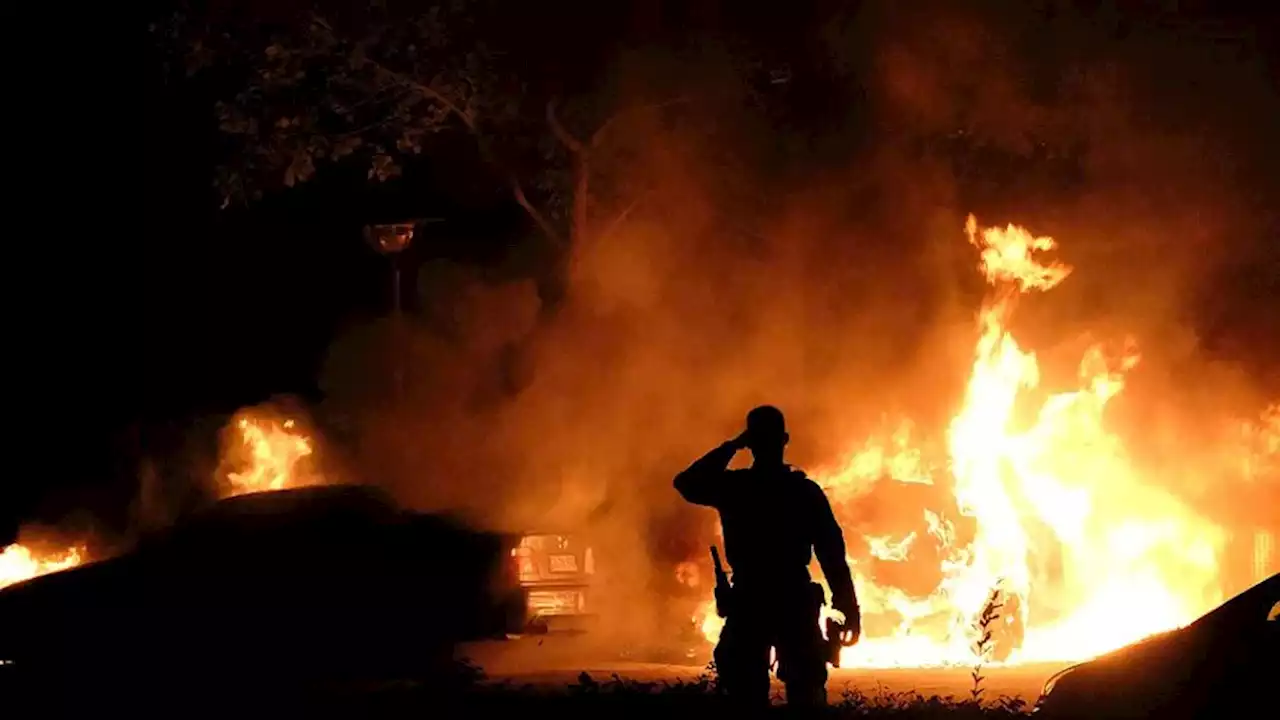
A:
[0,486,518,691]
[1033,573,1279,720]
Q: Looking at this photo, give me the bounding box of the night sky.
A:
[5,1,1279,543]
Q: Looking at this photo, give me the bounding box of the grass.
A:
[287,667,1035,720]
[257,649,1038,720]
[7,656,1038,719]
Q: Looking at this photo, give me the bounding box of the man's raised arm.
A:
[674,440,741,507]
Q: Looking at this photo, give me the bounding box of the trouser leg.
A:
[775,599,828,708]
[714,615,772,710]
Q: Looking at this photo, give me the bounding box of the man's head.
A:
[743,405,788,465]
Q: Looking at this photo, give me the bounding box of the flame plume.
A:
[0,543,84,591]
[222,414,323,497]
[696,215,1242,668]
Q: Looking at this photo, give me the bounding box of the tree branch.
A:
[546,96,692,154]
[312,14,476,130]
[307,15,589,251]
[588,96,690,149]
[395,68,564,247]
[546,99,586,155]
[545,100,590,244]
[597,188,654,242]
[315,17,559,246]
[509,176,564,249]
[545,97,690,246]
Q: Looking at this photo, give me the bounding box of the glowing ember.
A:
[0,543,84,590]
[223,414,321,497]
[694,215,1249,669]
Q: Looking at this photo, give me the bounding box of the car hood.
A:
[1037,573,1279,711]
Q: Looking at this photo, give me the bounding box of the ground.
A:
[459,637,1069,704]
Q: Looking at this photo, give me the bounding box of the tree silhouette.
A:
[158,2,688,256]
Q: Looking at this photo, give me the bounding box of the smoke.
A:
[317,4,1280,651]
[825,2,1280,522]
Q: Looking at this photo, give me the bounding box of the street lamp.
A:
[363,219,441,396]
[364,221,432,316]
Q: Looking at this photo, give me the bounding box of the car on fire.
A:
[0,485,522,687]
[1033,572,1278,720]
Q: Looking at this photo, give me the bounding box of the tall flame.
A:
[223,414,321,497]
[696,215,1248,668]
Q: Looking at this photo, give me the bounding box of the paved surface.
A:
[459,638,1069,704]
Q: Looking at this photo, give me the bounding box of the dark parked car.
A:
[1034,573,1279,720]
[0,485,519,693]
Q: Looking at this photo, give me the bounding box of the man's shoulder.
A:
[786,467,826,492]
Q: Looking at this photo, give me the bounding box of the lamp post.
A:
[364,221,417,316]
[363,219,441,395]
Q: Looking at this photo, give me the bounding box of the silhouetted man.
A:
[675,405,860,709]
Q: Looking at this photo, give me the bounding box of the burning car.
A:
[1033,573,1279,719]
[0,485,520,687]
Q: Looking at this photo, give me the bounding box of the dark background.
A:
[5,0,1278,543]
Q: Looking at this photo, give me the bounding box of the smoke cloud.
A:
[316,3,1280,652]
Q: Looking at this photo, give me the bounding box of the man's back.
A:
[673,438,852,602]
[709,466,829,586]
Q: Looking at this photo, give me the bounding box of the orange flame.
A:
[222,414,322,497]
[0,543,84,590]
[694,215,1254,668]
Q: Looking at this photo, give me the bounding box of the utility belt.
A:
[709,546,824,620]
[718,577,826,617]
